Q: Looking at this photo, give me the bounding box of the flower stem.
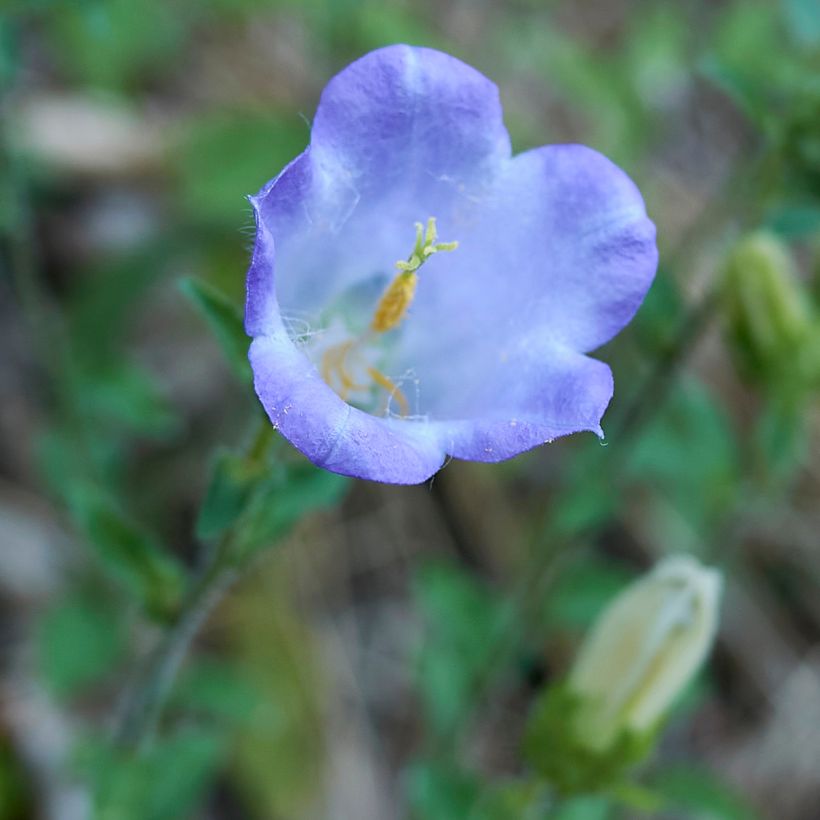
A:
[114,422,274,750]
[113,537,239,750]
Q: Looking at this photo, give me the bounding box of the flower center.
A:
[321,217,458,416]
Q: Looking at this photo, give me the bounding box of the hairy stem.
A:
[114,422,274,750]
[114,538,239,750]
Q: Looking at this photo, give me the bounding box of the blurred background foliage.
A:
[1,0,819,817]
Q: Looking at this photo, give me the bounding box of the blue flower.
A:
[246,45,657,484]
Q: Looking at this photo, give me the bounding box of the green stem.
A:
[113,421,275,751]
[114,538,239,750]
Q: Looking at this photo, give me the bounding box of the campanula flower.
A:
[246,45,658,483]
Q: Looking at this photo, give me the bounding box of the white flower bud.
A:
[568,556,722,751]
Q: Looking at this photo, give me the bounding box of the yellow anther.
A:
[369,216,458,334]
[370,271,418,333]
[320,216,457,416]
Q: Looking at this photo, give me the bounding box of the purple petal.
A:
[429,347,614,461]
[310,44,511,201]
[493,144,658,353]
[250,322,446,483]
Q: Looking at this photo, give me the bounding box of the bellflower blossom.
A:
[246,46,658,483]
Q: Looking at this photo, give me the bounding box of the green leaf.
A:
[172,659,260,725]
[543,558,634,630]
[652,766,760,820]
[196,449,261,540]
[550,796,612,820]
[45,0,194,91]
[407,765,549,820]
[781,0,820,47]
[234,461,349,558]
[80,728,224,820]
[67,482,185,618]
[413,563,511,736]
[174,113,307,229]
[754,396,811,483]
[73,362,180,439]
[179,277,251,383]
[38,592,125,699]
[624,379,739,530]
[406,762,483,820]
[0,735,31,819]
[765,204,820,238]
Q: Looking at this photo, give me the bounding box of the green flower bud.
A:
[721,231,813,383]
[568,556,722,751]
[523,557,721,795]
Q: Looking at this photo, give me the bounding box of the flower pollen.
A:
[321,216,457,416]
[371,217,458,333]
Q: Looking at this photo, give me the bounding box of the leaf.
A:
[652,766,760,820]
[543,558,634,630]
[173,113,307,229]
[754,395,811,484]
[179,276,251,383]
[80,728,224,820]
[38,592,125,699]
[233,461,349,558]
[781,0,820,47]
[765,204,820,238]
[405,762,483,820]
[624,378,739,530]
[196,449,261,540]
[67,482,185,618]
[171,659,260,725]
[550,796,612,820]
[73,362,180,439]
[413,563,511,736]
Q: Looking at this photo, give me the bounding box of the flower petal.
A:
[247,46,512,331]
[249,321,446,483]
[492,144,657,353]
[428,343,614,461]
[310,44,511,200]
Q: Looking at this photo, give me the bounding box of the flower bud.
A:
[568,556,722,751]
[721,232,813,383]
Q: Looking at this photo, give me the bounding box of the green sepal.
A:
[523,684,656,797]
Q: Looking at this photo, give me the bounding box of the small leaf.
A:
[73,362,179,439]
[652,766,759,820]
[79,728,224,820]
[38,592,124,699]
[196,449,261,541]
[413,563,512,736]
[172,659,260,725]
[67,482,185,618]
[551,796,612,820]
[179,276,251,383]
[234,462,349,558]
[765,204,820,238]
[781,0,820,47]
[405,761,482,820]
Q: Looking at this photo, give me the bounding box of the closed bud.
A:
[524,556,721,795]
[721,232,813,383]
[569,556,722,751]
